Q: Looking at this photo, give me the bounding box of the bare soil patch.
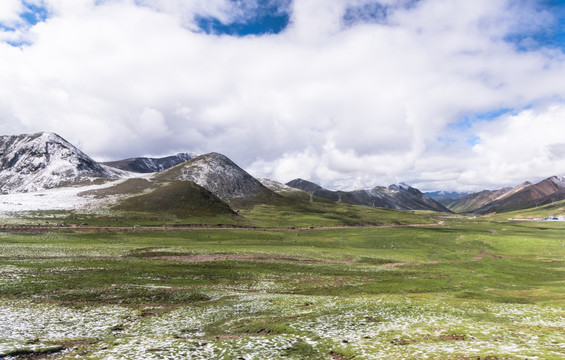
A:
[149,253,357,265]
[383,260,439,267]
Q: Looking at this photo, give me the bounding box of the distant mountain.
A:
[424,191,471,207]
[154,152,283,205]
[102,153,194,173]
[445,188,513,213]
[286,179,450,212]
[286,179,341,201]
[0,132,122,194]
[475,176,565,214]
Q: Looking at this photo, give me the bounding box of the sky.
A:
[1,0,565,192]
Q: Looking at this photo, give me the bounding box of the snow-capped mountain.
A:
[102,153,195,173]
[285,179,450,212]
[0,132,123,194]
[154,152,276,202]
[3,131,563,215]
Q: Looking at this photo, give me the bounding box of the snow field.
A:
[0,294,563,359]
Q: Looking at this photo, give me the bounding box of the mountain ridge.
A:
[102,153,195,173]
[474,176,565,214]
[286,178,451,212]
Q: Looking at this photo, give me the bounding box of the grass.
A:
[0,216,563,358]
[490,198,565,220]
[113,180,237,218]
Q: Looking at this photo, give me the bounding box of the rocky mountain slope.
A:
[103,153,194,173]
[433,177,565,214]
[286,179,450,212]
[443,188,514,213]
[0,132,123,194]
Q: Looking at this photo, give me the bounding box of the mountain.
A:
[286,179,341,202]
[153,152,284,206]
[0,132,122,194]
[475,176,565,214]
[445,188,513,213]
[102,153,194,173]
[286,179,450,212]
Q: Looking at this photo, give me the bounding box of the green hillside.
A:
[113,180,236,218]
[491,198,565,220]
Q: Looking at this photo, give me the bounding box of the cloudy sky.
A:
[1,0,565,192]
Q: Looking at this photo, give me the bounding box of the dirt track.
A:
[0,222,444,233]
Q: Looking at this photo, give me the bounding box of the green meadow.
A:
[0,208,564,359]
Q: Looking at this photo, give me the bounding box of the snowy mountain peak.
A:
[388,182,413,191]
[0,132,120,194]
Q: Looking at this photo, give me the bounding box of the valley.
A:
[0,132,564,359]
[0,217,564,359]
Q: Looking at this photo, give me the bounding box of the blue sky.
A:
[8,0,565,55]
[1,0,565,191]
[506,0,565,52]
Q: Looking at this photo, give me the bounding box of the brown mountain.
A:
[475,176,565,214]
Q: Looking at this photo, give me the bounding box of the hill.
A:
[153,153,287,207]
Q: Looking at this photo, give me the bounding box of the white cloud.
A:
[0,0,23,25]
[470,105,565,183]
[137,108,170,137]
[0,0,565,191]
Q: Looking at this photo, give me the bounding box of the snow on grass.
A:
[0,300,134,357]
[1,294,564,359]
[0,265,28,285]
[284,296,565,359]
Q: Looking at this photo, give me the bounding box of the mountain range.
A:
[285,179,449,212]
[425,176,565,214]
[1,132,564,216]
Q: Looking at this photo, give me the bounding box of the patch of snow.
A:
[258,178,290,191]
[0,176,147,217]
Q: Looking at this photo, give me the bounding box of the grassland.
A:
[0,211,564,359]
